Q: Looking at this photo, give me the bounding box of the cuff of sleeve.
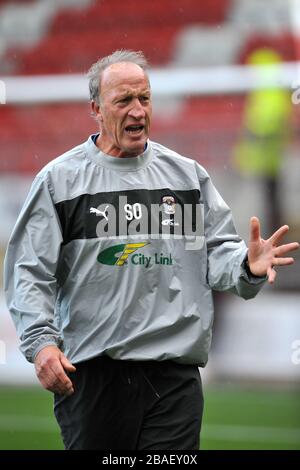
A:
[23,335,64,363]
[241,256,267,284]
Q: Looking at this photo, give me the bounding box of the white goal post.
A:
[2,62,300,105]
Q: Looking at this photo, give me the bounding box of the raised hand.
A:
[248,217,299,284]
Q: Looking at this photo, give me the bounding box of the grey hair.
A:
[87,49,149,104]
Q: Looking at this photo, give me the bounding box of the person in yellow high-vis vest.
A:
[233,48,292,232]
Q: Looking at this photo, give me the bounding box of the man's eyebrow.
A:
[114,89,151,101]
[140,89,151,95]
[113,93,132,102]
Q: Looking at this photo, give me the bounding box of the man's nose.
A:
[128,99,145,119]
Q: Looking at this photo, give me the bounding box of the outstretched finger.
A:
[249,216,261,243]
[273,257,295,266]
[274,242,299,257]
[269,225,289,245]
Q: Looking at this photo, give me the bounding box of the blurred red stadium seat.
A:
[5,0,296,175]
[1,0,234,173]
[14,26,180,74]
[1,95,245,173]
[238,32,297,64]
[1,103,93,173]
[152,96,245,167]
[51,0,230,34]
[5,0,230,75]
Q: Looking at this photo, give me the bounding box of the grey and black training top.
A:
[4,135,266,366]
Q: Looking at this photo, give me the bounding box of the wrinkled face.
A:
[92,62,152,157]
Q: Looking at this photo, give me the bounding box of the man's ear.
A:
[91,100,103,121]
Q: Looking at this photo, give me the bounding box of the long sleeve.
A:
[3,174,64,362]
[198,166,266,299]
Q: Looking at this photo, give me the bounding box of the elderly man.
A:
[4,50,299,450]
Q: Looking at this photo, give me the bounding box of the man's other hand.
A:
[248,216,299,284]
[34,345,76,395]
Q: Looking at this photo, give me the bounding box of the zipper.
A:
[140,368,160,398]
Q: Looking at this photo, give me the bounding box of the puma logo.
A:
[90,205,109,221]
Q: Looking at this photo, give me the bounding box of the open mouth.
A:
[125,124,144,135]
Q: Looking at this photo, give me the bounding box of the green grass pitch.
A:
[0,385,299,450]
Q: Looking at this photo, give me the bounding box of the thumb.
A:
[267,265,277,284]
[60,353,76,373]
[249,216,260,243]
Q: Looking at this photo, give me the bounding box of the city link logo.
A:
[97,242,173,268]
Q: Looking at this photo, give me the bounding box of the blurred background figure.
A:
[233,48,293,234]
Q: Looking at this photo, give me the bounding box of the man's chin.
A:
[123,140,147,157]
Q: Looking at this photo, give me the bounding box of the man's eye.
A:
[119,97,130,104]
